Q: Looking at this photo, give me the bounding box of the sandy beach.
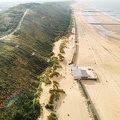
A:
[39,20,91,119]
[72,2,120,120]
[39,2,120,120]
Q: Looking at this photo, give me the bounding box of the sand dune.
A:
[53,34,91,120]
[39,28,91,120]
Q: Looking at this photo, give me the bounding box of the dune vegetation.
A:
[0,1,72,120]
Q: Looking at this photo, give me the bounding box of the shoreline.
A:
[83,6,120,40]
[73,2,120,120]
[101,11,120,22]
[92,8,120,22]
[39,2,120,120]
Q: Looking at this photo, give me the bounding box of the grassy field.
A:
[0,1,72,120]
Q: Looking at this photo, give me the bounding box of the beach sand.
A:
[39,24,91,119]
[39,2,120,120]
[72,2,120,120]
[53,36,91,120]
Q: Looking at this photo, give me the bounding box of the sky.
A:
[0,0,38,3]
[0,0,119,3]
[0,0,119,4]
[0,0,68,3]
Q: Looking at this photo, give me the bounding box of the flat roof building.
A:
[71,64,97,80]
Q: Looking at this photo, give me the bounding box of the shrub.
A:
[53,81,59,86]
[59,40,68,54]
[45,104,54,110]
[41,74,51,85]
[49,94,54,104]
[60,47,65,54]
[53,64,62,70]
[45,78,52,85]
[49,89,60,102]
[50,56,59,64]
[46,67,52,74]
[56,89,65,94]
[47,113,58,120]
[58,53,64,61]
[49,71,59,78]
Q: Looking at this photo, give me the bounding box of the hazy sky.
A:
[0,0,39,2]
[0,0,118,3]
[80,0,118,2]
[0,0,66,3]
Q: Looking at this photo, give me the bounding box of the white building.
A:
[71,64,97,80]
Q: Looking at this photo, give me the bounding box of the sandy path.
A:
[72,2,120,120]
[52,33,91,120]
[39,84,51,120]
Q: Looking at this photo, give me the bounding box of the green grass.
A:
[46,81,65,111]
[59,40,68,54]
[0,1,72,119]
[47,113,58,120]
[0,5,27,37]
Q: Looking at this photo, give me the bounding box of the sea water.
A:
[85,15,116,37]
[82,0,119,36]
[83,0,120,20]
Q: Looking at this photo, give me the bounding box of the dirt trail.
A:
[0,9,29,40]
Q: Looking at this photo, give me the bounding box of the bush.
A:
[60,47,65,54]
[45,78,52,85]
[59,40,68,54]
[49,89,60,102]
[56,89,65,94]
[50,56,59,64]
[45,104,54,110]
[58,53,64,61]
[49,94,54,104]
[53,81,59,86]
[41,74,51,85]
[47,113,58,120]
[49,71,59,78]
[53,64,62,70]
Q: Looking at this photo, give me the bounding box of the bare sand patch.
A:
[39,26,91,120]
[53,31,91,120]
